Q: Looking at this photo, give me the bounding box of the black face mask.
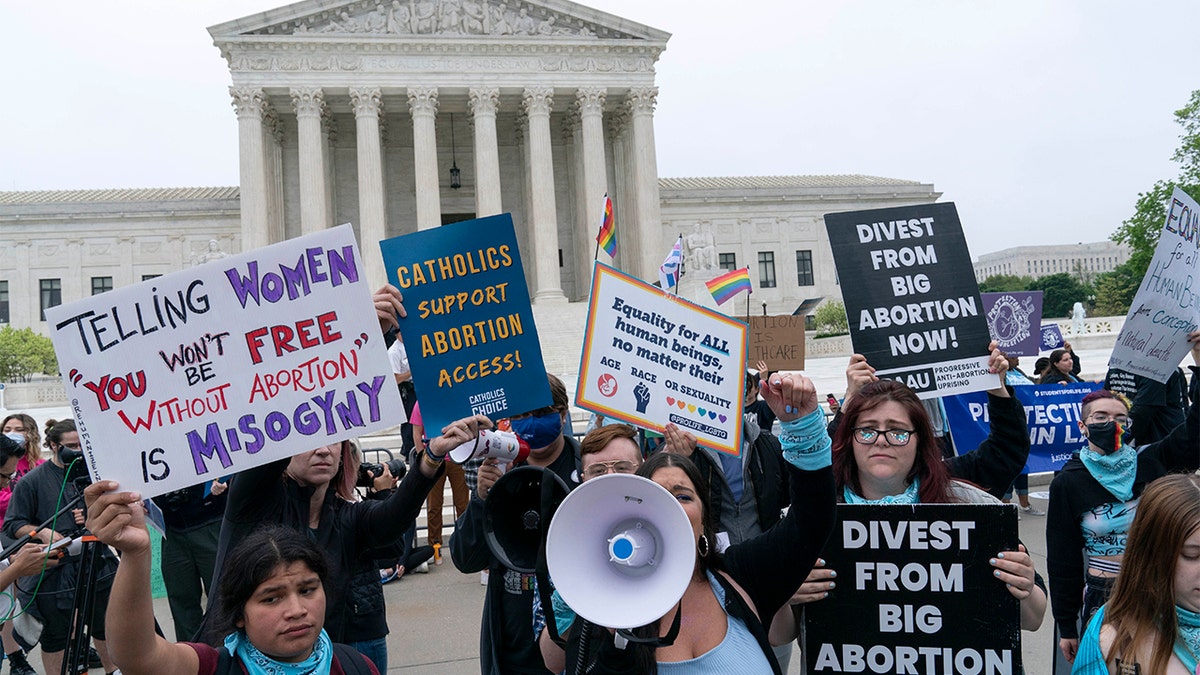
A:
[1085,421,1121,454]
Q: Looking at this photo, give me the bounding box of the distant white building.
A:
[973,241,1130,282]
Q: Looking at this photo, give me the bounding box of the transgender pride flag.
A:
[705,267,752,305]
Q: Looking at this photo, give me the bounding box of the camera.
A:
[357,457,407,487]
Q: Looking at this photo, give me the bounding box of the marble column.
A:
[608,105,632,271]
[230,87,270,253]
[408,87,441,231]
[290,87,330,235]
[627,87,663,283]
[577,87,609,285]
[523,87,566,304]
[469,87,502,218]
[350,87,387,288]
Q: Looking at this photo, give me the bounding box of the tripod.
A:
[0,484,106,675]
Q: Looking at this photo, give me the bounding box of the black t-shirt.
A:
[746,399,777,433]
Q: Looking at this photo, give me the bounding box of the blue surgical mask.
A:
[3,433,24,448]
[509,412,564,449]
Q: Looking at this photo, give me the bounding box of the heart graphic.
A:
[718,414,727,423]
[666,397,676,406]
[708,411,718,420]
[676,400,686,410]
[687,404,696,413]
[697,408,707,417]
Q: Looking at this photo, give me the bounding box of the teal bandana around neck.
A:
[1079,444,1137,501]
[844,477,921,505]
[1174,605,1200,673]
[224,628,334,675]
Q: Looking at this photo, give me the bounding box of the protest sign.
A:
[1040,323,1064,350]
[748,315,805,370]
[824,203,997,398]
[804,504,1021,674]
[943,382,1101,473]
[1109,188,1200,383]
[45,224,402,499]
[379,214,550,433]
[577,263,746,455]
[982,291,1043,357]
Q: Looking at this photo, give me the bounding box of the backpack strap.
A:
[332,643,375,675]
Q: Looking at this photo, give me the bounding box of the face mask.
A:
[509,412,564,449]
[3,433,24,448]
[1085,421,1122,454]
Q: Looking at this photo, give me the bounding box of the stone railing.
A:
[804,315,1126,359]
[2,378,69,410]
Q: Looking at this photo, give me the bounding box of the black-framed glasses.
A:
[582,460,638,479]
[852,427,914,447]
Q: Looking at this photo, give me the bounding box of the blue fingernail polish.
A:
[989,558,997,565]
[994,570,1001,577]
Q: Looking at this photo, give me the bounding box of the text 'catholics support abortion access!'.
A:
[45,225,403,499]
[379,214,551,433]
[804,504,1022,674]
[824,203,998,398]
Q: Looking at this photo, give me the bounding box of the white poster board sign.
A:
[576,264,746,455]
[45,224,403,498]
[1108,188,1200,382]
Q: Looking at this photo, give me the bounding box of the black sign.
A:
[825,203,994,397]
[803,504,1022,674]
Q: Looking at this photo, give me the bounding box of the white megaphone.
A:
[546,473,695,630]
[449,429,530,465]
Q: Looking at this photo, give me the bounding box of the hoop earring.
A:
[697,534,710,558]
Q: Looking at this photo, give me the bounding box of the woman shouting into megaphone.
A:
[552,371,835,675]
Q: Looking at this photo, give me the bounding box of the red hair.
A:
[831,379,953,503]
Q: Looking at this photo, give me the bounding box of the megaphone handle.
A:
[611,602,682,649]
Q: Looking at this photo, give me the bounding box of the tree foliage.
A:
[1030,273,1091,318]
[0,327,58,382]
[1113,90,1200,280]
[814,300,848,335]
[978,275,1036,293]
[1092,263,1142,316]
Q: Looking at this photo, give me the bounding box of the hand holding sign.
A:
[372,284,406,333]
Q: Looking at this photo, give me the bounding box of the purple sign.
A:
[982,291,1043,357]
[1040,323,1064,350]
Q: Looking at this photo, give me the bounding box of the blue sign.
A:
[379,214,551,432]
[1040,323,1064,350]
[943,382,1102,473]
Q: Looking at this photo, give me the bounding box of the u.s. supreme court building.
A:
[0,0,939,372]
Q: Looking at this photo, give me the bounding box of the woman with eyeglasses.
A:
[1048,330,1200,665]
[770,347,1047,648]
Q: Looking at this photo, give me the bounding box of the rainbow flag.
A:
[596,194,616,258]
[705,267,752,305]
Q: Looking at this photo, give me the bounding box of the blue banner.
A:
[943,382,1101,473]
[379,214,551,432]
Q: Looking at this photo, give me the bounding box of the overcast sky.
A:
[2,1,1196,257]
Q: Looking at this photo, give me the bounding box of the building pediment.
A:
[209,0,669,42]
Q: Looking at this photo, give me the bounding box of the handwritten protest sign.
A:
[577,263,746,455]
[379,214,550,433]
[825,203,997,398]
[1109,188,1200,383]
[45,225,402,499]
[1040,323,1065,350]
[748,315,805,370]
[982,291,1042,357]
[804,504,1021,674]
[943,382,1100,473]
